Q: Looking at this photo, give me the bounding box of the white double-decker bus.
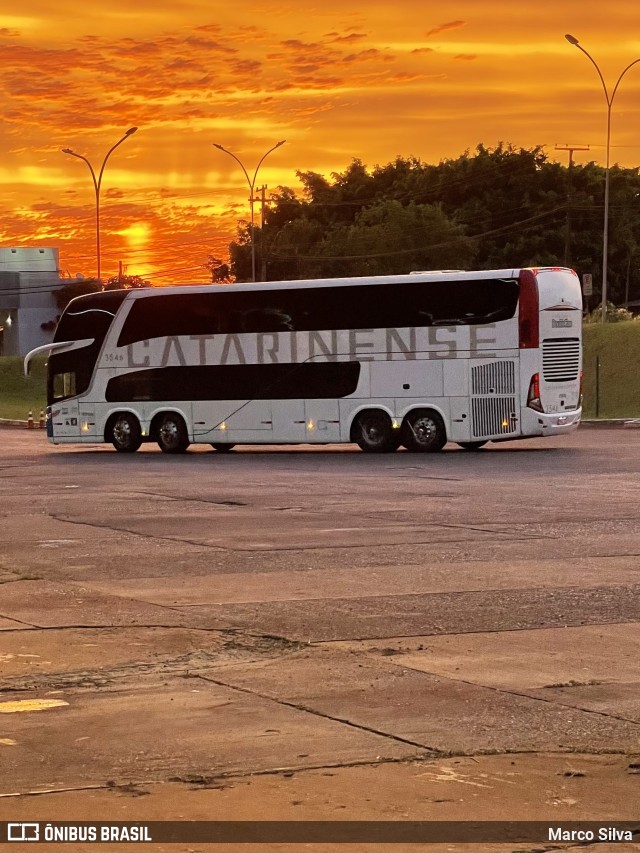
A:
[25,267,582,454]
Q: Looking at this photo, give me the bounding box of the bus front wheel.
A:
[109,413,142,453]
[401,410,447,453]
[157,413,190,454]
[352,410,400,453]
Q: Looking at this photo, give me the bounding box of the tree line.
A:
[218,143,640,308]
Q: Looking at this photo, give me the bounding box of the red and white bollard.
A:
[27,410,34,429]
[39,410,45,429]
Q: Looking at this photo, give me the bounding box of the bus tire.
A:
[157,413,190,454]
[211,443,235,453]
[401,409,447,453]
[352,410,400,453]
[109,413,142,453]
[457,441,487,451]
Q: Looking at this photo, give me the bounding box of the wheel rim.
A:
[113,418,132,447]
[362,417,385,447]
[412,416,437,447]
[159,419,180,449]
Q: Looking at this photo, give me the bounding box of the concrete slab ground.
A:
[62,555,640,606]
[332,623,640,690]
[0,674,419,794]
[1,756,639,852]
[0,579,206,629]
[3,428,640,852]
[180,583,640,642]
[191,648,640,754]
[0,627,291,680]
[0,616,30,631]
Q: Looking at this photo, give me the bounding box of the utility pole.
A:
[555,144,590,266]
[257,184,267,227]
[253,184,268,280]
[212,141,285,282]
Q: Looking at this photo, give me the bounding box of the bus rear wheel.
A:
[457,441,487,451]
[157,413,190,454]
[401,410,447,453]
[109,413,142,453]
[211,443,235,453]
[352,410,399,453]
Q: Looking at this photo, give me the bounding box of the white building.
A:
[0,247,67,356]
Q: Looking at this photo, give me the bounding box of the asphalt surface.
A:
[1,427,640,852]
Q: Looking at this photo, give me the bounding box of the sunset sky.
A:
[1,1,640,283]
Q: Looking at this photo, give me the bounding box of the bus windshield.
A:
[49,290,129,404]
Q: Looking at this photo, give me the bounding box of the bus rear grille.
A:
[472,397,518,438]
[471,361,516,395]
[542,338,580,382]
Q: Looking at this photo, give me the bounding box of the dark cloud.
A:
[326,32,367,43]
[425,20,466,38]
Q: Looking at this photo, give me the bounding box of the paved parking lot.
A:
[1,426,640,850]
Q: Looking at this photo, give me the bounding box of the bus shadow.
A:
[46,442,574,462]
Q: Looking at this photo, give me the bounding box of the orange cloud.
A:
[1,2,640,284]
[425,20,466,38]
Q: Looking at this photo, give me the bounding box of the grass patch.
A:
[1,323,639,420]
[0,356,47,420]
[582,322,640,418]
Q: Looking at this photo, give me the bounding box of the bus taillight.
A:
[527,373,544,412]
[518,269,540,349]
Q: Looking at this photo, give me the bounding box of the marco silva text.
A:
[549,826,635,842]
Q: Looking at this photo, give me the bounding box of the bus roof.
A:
[115,269,526,300]
[65,267,578,306]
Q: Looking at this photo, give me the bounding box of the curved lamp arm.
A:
[611,57,640,104]
[96,126,138,193]
[213,143,252,191]
[251,140,286,190]
[565,34,610,104]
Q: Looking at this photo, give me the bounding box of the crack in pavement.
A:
[0,629,302,690]
[381,659,640,729]
[2,748,634,800]
[126,490,249,507]
[0,612,37,627]
[47,514,227,551]
[46,513,551,553]
[193,671,441,754]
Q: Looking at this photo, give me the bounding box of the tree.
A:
[103,274,150,290]
[204,256,233,283]
[53,279,102,313]
[219,145,640,307]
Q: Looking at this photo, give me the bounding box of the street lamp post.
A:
[62,127,138,282]
[565,34,640,322]
[212,140,286,282]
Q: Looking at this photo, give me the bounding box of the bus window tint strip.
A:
[116,279,519,346]
[105,362,362,402]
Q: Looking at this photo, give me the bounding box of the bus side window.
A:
[53,372,77,401]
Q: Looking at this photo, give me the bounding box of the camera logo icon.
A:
[7,823,40,842]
